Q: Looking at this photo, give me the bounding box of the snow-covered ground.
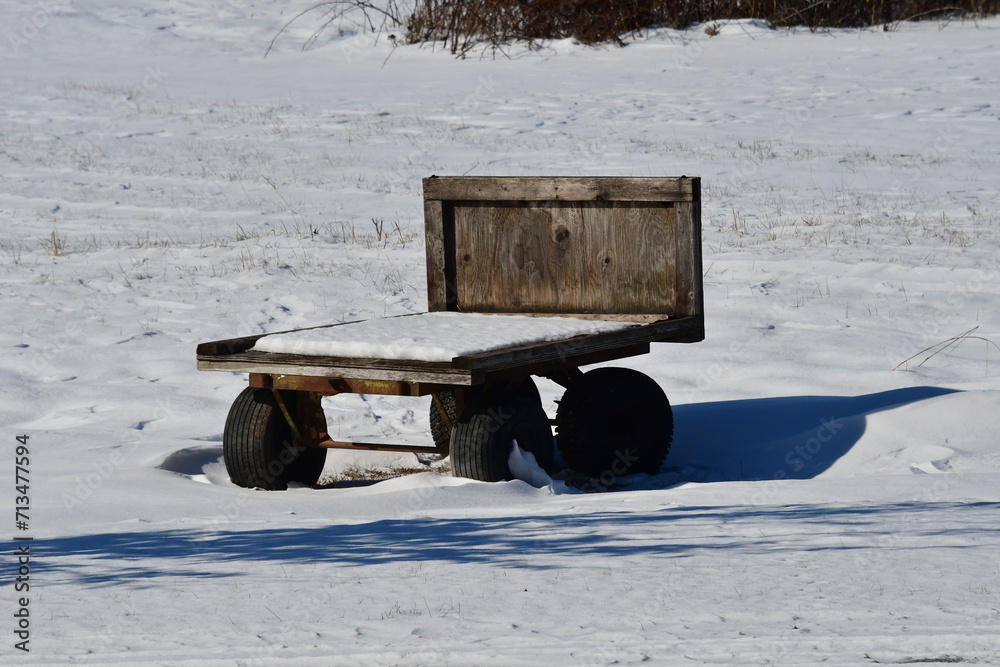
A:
[3,2,1000,664]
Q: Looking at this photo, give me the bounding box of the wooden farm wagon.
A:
[197,176,704,489]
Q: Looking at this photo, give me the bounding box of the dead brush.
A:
[270,0,1000,58]
[407,0,667,53]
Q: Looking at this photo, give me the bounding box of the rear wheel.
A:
[450,378,553,482]
[223,387,327,490]
[555,367,672,480]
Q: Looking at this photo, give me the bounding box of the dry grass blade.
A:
[49,228,65,256]
[893,326,1000,372]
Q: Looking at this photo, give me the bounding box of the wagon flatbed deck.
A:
[197,311,704,389]
[197,176,704,488]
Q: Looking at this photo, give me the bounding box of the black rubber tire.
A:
[450,379,554,482]
[223,387,327,490]
[431,381,541,453]
[555,367,672,479]
[429,390,458,452]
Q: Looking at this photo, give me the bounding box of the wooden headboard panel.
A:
[422,176,702,322]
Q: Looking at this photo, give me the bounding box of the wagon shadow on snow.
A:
[35,498,1000,587]
[40,385,972,587]
[157,386,959,488]
[665,385,959,484]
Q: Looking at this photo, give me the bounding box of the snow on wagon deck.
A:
[251,312,637,362]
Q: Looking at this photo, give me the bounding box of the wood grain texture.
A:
[423,198,448,312]
[422,175,702,319]
[453,201,678,316]
[453,314,703,374]
[423,176,695,202]
[673,201,699,317]
[197,352,475,385]
[248,373,451,397]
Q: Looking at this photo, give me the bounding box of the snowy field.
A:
[3,1,1000,664]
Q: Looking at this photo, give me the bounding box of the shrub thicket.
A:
[283,1,1000,56]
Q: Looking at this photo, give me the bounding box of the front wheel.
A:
[223,387,327,490]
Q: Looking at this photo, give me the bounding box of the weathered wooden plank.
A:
[673,200,703,318]
[197,353,476,385]
[689,179,705,317]
[453,201,678,316]
[249,373,450,397]
[423,198,448,312]
[478,313,665,323]
[456,315,704,374]
[196,335,267,357]
[423,176,695,202]
[476,342,652,384]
